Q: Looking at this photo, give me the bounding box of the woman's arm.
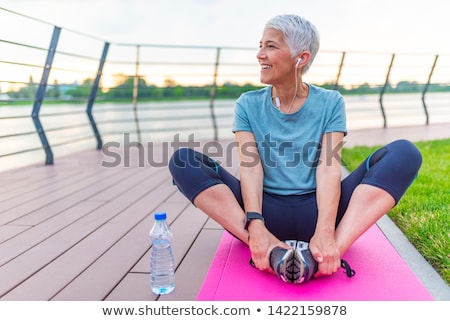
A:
[310,131,345,276]
[235,131,288,271]
[236,131,264,215]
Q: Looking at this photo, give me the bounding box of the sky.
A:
[1,0,449,88]
[1,0,449,54]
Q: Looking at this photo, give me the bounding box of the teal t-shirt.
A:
[232,84,347,195]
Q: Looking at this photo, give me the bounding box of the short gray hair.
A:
[265,14,320,75]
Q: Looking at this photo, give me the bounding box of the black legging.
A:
[168,139,422,242]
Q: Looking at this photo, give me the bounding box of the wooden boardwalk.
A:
[0,139,239,301]
[0,123,449,301]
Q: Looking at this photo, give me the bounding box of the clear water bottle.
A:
[149,212,175,295]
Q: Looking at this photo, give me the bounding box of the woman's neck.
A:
[272,83,309,113]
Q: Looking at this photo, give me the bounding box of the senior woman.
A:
[169,14,422,284]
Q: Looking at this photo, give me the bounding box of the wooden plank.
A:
[50,192,189,300]
[1,165,162,226]
[0,225,29,244]
[0,201,108,299]
[105,273,156,301]
[0,140,242,301]
[51,200,208,300]
[0,143,167,222]
[0,168,129,225]
[0,162,96,203]
[105,223,223,301]
[159,228,224,301]
[0,165,66,193]
[0,166,96,208]
[0,170,172,299]
[0,200,106,267]
[104,141,238,300]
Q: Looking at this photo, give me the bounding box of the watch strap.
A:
[244,212,264,230]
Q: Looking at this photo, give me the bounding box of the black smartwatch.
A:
[244,212,265,230]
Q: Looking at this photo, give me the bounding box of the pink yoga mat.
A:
[197,225,433,301]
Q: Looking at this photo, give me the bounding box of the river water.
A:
[1,92,449,173]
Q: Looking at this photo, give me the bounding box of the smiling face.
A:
[257,28,296,86]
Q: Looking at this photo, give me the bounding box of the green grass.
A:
[342,139,450,285]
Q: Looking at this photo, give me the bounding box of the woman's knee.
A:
[388,139,422,172]
[169,148,197,176]
[169,147,220,184]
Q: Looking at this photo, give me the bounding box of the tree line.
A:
[4,75,450,101]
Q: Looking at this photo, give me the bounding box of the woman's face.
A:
[257,28,295,85]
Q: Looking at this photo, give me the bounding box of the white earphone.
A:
[295,57,302,68]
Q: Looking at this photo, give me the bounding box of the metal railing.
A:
[1,7,449,171]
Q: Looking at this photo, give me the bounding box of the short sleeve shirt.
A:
[232,84,347,195]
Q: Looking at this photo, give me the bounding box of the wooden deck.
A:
[0,123,449,301]
[0,139,239,301]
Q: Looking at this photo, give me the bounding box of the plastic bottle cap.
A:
[154,212,167,220]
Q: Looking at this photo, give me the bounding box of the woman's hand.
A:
[247,221,290,273]
[309,231,341,277]
[312,131,344,277]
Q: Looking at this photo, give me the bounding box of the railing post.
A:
[421,54,438,125]
[379,53,395,128]
[132,45,141,142]
[333,51,346,91]
[31,26,61,165]
[209,47,220,141]
[87,42,109,150]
